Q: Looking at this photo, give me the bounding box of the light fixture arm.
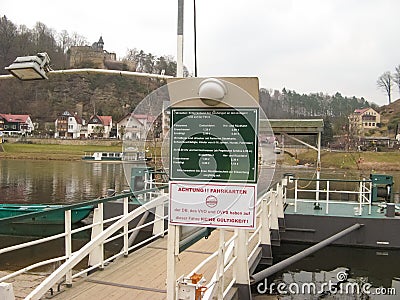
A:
[37,52,52,72]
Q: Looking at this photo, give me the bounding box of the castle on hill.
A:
[68,36,135,71]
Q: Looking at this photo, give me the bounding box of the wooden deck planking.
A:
[53,230,228,300]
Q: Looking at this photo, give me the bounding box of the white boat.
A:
[82,151,151,162]
[82,152,122,161]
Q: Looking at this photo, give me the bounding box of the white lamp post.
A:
[3,52,172,81]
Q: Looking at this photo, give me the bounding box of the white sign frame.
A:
[169,181,257,229]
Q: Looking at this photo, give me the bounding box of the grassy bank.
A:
[1,143,400,171]
[0,143,122,160]
[291,150,400,171]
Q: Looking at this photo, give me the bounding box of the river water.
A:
[1,159,399,298]
[0,159,128,203]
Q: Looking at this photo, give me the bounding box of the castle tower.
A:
[97,36,104,50]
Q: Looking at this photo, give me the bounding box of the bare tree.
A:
[393,65,400,95]
[377,71,393,104]
[57,30,70,53]
[70,32,87,46]
[0,15,17,71]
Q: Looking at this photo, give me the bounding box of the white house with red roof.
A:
[87,115,113,138]
[116,113,145,140]
[0,113,34,135]
[348,107,381,135]
[55,111,84,138]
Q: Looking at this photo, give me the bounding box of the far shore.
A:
[1,140,400,171]
[0,140,124,161]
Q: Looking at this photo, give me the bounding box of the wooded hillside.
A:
[0,15,383,138]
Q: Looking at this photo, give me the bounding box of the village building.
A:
[0,113,34,136]
[348,107,381,136]
[87,115,113,138]
[54,111,84,139]
[116,113,145,140]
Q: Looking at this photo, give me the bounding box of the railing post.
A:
[167,224,180,300]
[281,177,288,204]
[153,196,165,237]
[0,283,15,300]
[88,203,104,268]
[359,181,363,216]
[326,181,330,214]
[233,229,251,299]
[259,193,272,265]
[123,197,129,256]
[294,179,298,213]
[64,210,72,287]
[143,172,148,203]
[270,190,280,246]
[276,183,285,231]
[216,229,225,299]
[369,181,372,214]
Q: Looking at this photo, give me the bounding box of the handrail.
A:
[0,186,167,255]
[0,256,66,283]
[294,177,372,183]
[292,177,372,215]
[187,185,283,300]
[0,185,167,225]
[25,194,168,300]
[0,182,168,300]
[2,176,285,299]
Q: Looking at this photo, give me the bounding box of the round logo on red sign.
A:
[205,195,218,208]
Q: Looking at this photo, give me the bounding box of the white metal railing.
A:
[1,178,285,300]
[26,193,168,300]
[181,181,285,300]
[0,185,168,300]
[292,177,372,215]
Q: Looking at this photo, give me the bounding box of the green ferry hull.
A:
[0,204,93,237]
[0,204,93,225]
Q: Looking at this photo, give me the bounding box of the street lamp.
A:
[3,52,173,81]
[5,52,52,80]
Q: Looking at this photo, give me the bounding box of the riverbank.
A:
[1,142,400,171]
[289,150,400,171]
[0,143,123,161]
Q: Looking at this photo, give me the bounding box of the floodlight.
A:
[198,78,227,106]
[5,52,51,80]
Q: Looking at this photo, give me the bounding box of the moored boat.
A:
[82,152,122,161]
[82,150,152,162]
[280,174,400,249]
[0,203,93,225]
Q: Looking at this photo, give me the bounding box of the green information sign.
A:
[170,108,258,183]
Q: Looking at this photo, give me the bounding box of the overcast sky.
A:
[2,0,400,106]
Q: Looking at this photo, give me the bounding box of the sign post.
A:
[166,77,261,300]
[168,78,259,230]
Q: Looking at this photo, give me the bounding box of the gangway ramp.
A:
[1,183,285,299]
[53,230,232,300]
